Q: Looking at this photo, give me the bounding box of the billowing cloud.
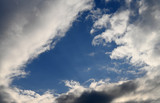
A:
[56,80,137,103]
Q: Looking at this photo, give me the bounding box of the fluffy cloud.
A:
[0,0,93,102]
[92,0,160,67]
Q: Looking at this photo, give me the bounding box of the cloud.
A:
[0,0,93,102]
[0,86,16,103]
[88,52,96,56]
[56,80,137,103]
[55,67,160,103]
[92,0,160,67]
[90,14,110,34]
[92,9,129,46]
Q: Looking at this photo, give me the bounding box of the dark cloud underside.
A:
[0,86,16,103]
[56,81,137,103]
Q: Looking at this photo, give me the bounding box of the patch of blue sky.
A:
[12,11,116,93]
[12,0,145,94]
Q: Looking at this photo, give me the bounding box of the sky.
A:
[0,0,160,103]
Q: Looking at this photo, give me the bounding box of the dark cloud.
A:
[56,93,77,103]
[56,81,137,103]
[0,86,16,103]
[74,91,113,103]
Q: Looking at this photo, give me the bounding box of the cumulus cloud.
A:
[0,0,93,102]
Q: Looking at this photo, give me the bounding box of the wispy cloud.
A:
[88,52,96,56]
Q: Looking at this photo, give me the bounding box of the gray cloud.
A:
[56,81,137,103]
[56,72,160,103]
[0,86,16,103]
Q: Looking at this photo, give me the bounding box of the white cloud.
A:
[1,86,56,103]
[92,10,129,46]
[90,14,110,34]
[88,52,96,56]
[91,0,160,67]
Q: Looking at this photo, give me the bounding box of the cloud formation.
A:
[92,0,160,67]
[1,0,160,103]
[56,80,137,103]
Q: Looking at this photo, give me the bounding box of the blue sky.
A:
[12,9,117,93]
[1,0,160,103]
[12,0,144,94]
